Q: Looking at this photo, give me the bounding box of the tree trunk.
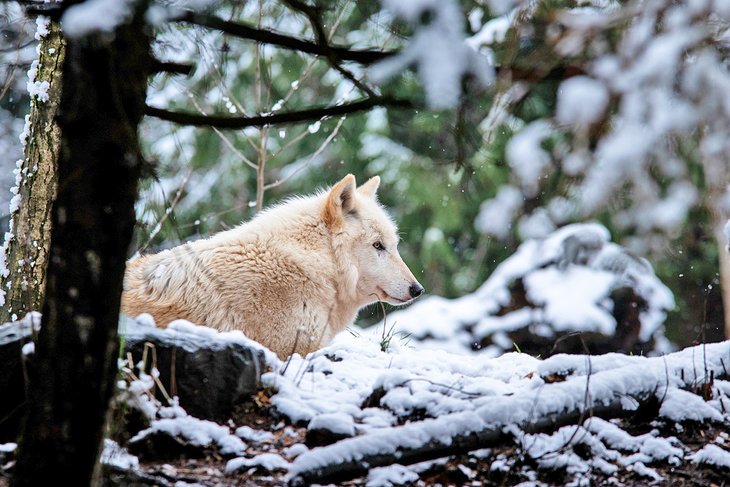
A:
[712,220,730,339]
[0,21,64,324]
[11,3,150,486]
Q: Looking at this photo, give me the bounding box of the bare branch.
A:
[144,96,412,129]
[150,59,194,76]
[280,0,378,97]
[174,10,394,65]
[136,168,193,255]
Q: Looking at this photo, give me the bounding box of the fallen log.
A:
[287,388,656,485]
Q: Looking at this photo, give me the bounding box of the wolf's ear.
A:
[358,175,380,199]
[323,174,357,227]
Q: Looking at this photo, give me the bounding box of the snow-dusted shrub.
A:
[380,223,674,357]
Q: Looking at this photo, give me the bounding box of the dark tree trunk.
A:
[11,3,150,486]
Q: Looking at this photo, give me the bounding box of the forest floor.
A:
[91,322,730,487]
[103,392,730,486]
[2,321,729,487]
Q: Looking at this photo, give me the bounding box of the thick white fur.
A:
[122,175,422,358]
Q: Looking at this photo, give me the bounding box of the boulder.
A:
[0,314,40,442]
[120,318,269,421]
[0,315,268,444]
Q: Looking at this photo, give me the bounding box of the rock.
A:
[0,313,40,442]
[0,315,268,445]
[127,430,209,461]
[305,412,356,447]
[388,223,675,358]
[121,318,268,422]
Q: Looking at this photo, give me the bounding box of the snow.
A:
[0,443,17,453]
[689,444,730,468]
[366,464,419,486]
[26,60,50,103]
[468,13,512,46]
[225,453,289,473]
[475,185,523,239]
[308,412,356,437]
[101,439,139,470]
[234,425,274,443]
[482,0,730,255]
[283,443,309,459]
[631,461,663,482]
[382,223,674,355]
[61,0,134,38]
[658,387,724,423]
[104,307,730,484]
[517,208,556,239]
[34,17,50,40]
[130,410,247,456]
[121,315,276,364]
[506,120,553,197]
[370,0,493,109]
[280,335,729,481]
[523,266,617,334]
[556,76,609,126]
[21,342,35,355]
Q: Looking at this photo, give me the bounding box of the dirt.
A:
[3,395,729,486]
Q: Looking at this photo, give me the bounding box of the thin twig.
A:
[264,115,346,190]
[137,167,193,254]
[188,95,257,169]
[282,0,377,97]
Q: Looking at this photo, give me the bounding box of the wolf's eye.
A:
[373,241,385,251]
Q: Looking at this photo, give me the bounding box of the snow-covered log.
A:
[288,390,652,485]
[276,336,730,485]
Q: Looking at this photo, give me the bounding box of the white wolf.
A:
[122,174,424,358]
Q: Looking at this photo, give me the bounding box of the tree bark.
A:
[11,3,150,486]
[0,21,64,324]
[712,219,730,339]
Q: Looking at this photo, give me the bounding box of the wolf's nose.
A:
[409,283,424,298]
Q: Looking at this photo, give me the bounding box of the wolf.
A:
[122,174,424,358]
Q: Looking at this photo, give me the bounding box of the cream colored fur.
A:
[122,175,423,358]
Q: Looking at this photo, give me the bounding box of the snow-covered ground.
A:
[77,312,729,486]
[274,330,730,484]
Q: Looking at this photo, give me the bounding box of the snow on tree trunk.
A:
[10,3,150,486]
[0,19,63,325]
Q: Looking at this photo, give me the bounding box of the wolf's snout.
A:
[409,283,425,299]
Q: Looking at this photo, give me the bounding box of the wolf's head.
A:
[323,174,424,308]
